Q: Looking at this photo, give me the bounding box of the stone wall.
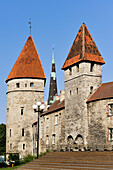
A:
[87,98,113,150]
[6,78,44,157]
[40,108,65,152]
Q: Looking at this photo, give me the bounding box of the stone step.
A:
[16,152,113,170]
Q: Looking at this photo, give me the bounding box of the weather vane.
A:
[28,18,31,35]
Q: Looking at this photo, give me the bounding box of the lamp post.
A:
[32,102,45,159]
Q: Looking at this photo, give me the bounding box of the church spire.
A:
[48,45,58,105]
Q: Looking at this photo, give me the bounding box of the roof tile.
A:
[62,23,105,70]
[6,36,46,82]
[41,99,65,116]
[87,82,113,103]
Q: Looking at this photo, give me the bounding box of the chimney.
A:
[55,95,59,101]
[60,90,65,102]
[44,100,48,111]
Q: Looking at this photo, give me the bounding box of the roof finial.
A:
[52,44,55,63]
[28,18,31,35]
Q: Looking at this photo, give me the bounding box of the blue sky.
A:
[0,0,113,124]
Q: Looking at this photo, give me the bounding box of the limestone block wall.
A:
[87,98,113,149]
[40,108,65,152]
[6,78,44,157]
[64,62,102,147]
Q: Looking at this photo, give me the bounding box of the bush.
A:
[8,153,19,162]
[14,160,21,166]
[21,154,34,164]
[8,153,20,166]
[39,152,46,157]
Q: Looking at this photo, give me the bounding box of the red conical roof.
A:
[62,23,105,70]
[6,36,46,82]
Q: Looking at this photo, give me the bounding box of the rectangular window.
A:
[77,88,78,94]
[70,90,71,96]
[10,143,12,150]
[52,134,55,145]
[46,118,49,127]
[30,82,34,87]
[109,128,113,141]
[16,83,20,88]
[23,144,25,150]
[109,104,113,116]
[55,115,58,125]
[90,63,94,72]
[10,129,11,137]
[46,135,49,145]
[21,108,24,115]
[22,128,24,136]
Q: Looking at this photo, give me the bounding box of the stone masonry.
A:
[64,62,102,147]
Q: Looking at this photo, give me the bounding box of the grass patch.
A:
[0,165,22,169]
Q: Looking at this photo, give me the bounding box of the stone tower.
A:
[6,36,46,157]
[48,45,58,105]
[62,23,105,147]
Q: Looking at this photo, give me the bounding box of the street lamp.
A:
[32,102,45,159]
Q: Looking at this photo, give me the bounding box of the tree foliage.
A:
[0,124,6,154]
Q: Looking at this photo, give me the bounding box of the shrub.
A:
[39,152,46,157]
[8,153,19,162]
[21,154,34,164]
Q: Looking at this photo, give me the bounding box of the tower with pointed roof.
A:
[48,45,58,105]
[62,23,105,147]
[6,35,46,156]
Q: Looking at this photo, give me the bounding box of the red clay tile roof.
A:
[62,23,105,70]
[87,82,113,103]
[6,36,46,82]
[41,99,65,116]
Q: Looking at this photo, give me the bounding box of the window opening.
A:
[109,104,113,116]
[30,82,34,87]
[69,67,72,75]
[10,129,11,137]
[21,108,24,115]
[55,115,58,125]
[70,90,71,96]
[16,83,20,88]
[23,144,25,150]
[52,134,55,145]
[90,63,94,72]
[77,64,79,72]
[90,86,93,94]
[22,128,24,136]
[77,88,78,94]
[10,143,12,150]
[109,128,113,141]
[46,135,49,145]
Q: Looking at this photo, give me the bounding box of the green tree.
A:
[0,124,6,154]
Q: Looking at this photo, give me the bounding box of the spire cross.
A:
[28,18,31,35]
